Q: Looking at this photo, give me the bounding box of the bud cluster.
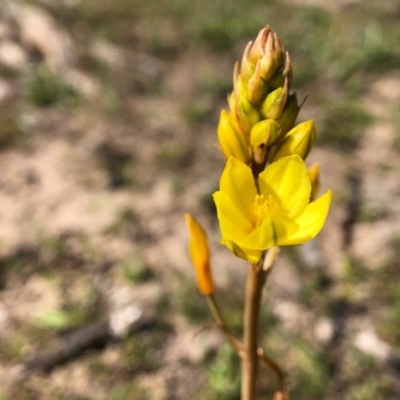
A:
[217,26,315,171]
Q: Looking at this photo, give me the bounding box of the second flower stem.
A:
[241,261,267,400]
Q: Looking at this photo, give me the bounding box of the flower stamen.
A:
[253,194,278,226]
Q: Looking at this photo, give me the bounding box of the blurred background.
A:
[0,0,400,398]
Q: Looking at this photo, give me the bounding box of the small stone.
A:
[63,69,100,98]
[90,39,125,68]
[5,3,74,69]
[0,22,11,40]
[354,329,391,360]
[314,317,334,344]
[0,78,15,103]
[0,41,28,70]
[0,302,10,330]
[272,300,303,331]
[109,304,142,338]
[300,239,324,269]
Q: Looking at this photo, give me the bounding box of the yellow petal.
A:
[184,213,214,295]
[219,157,258,225]
[279,190,332,246]
[242,215,298,250]
[259,155,311,219]
[213,191,253,244]
[221,238,263,264]
[308,162,320,201]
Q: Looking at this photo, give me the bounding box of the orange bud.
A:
[184,213,214,296]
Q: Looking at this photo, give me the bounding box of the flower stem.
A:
[241,261,267,400]
[207,295,245,357]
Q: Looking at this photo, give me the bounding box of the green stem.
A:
[241,261,267,400]
[207,295,245,356]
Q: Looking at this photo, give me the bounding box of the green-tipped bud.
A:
[247,60,269,106]
[260,78,289,119]
[250,119,281,164]
[217,110,251,164]
[271,120,316,162]
[267,52,292,90]
[235,92,261,135]
[277,93,299,137]
[250,119,281,148]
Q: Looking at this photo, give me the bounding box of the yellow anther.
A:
[253,194,278,222]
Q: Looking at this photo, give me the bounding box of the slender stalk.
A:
[241,261,267,400]
[207,295,245,357]
[257,349,289,400]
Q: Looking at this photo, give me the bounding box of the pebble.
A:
[0,40,28,70]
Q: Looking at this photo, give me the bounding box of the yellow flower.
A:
[184,213,214,295]
[213,155,332,264]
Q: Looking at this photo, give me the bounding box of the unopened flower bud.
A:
[277,93,299,137]
[235,92,261,135]
[259,31,284,82]
[271,120,316,162]
[268,52,292,91]
[249,27,285,83]
[248,26,272,65]
[261,78,289,120]
[227,91,236,114]
[184,213,214,296]
[250,119,281,164]
[240,41,255,83]
[217,110,251,164]
[308,163,320,201]
[247,60,269,106]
